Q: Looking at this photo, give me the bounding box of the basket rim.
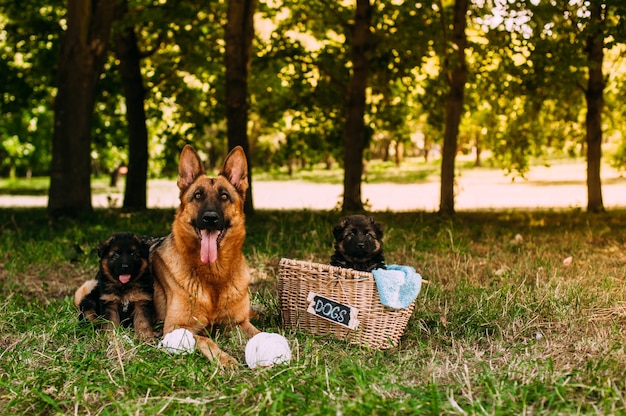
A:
[279,257,374,279]
[278,257,417,349]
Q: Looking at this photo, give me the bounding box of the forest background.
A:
[0,0,626,215]
[4,2,626,413]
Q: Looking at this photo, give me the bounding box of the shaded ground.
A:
[2,161,626,211]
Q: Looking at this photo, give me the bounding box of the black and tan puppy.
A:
[330,215,386,272]
[74,232,156,340]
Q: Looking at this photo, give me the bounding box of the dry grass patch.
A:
[2,208,626,414]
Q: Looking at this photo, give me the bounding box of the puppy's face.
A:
[98,232,149,285]
[333,215,383,260]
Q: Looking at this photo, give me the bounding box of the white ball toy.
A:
[159,328,196,354]
[245,332,291,369]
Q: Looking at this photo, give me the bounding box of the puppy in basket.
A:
[330,215,386,272]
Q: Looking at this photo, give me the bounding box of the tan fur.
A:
[74,279,99,321]
[151,145,259,366]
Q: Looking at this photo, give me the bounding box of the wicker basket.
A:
[278,258,416,349]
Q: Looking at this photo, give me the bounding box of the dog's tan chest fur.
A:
[152,234,252,332]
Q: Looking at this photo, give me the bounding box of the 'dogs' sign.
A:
[306,292,360,330]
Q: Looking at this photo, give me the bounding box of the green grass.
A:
[0,177,50,196]
[2,208,626,414]
[0,176,123,196]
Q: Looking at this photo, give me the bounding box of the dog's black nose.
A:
[202,211,220,225]
[357,242,365,248]
[121,264,130,271]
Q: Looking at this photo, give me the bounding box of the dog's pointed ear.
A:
[132,234,150,259]
[177,145,205,192]
[97,243,106,259]
[220,146,248,196]
[332,225,343,241]
[370,218,384,238]
[97,236,114,259]
[332,217,349,240]
[140,241,150,259]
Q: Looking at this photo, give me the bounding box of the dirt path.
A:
[3,162,626,211]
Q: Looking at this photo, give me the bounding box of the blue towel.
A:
[372,265,422,309]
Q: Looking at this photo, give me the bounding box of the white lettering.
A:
[314,299,347,323]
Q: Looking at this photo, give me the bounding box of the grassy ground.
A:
[0,176,123,196]
[1,207,626,414]
[252,158,440,184]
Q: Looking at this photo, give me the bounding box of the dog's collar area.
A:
[343,254,373,263]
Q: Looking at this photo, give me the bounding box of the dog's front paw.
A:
[134,320,157,342]
[159,328,196,354]
[136,329,157,343]
[218,352,238,368]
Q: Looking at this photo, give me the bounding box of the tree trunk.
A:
[474,136,482,167]
[225,0,257,215]
[342,0,372,212]
[115,1,149,212]
[395,141,403,167]
[439,0,468,217]
[48,0,117,217]
[585,1,605,213]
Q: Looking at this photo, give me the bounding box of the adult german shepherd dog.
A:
[74,232,156,341]
[151,145,259,366]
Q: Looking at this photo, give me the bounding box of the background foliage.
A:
[1,0,624,180]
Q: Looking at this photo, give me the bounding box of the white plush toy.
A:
[159,328,196,354]
[245,332,291,369]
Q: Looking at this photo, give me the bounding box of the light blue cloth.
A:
[372,265,422,309]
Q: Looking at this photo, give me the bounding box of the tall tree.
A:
[342,0,373,212]
[439,0,468,216]
[585,0,606,213]
[114,0,149,211]
[47,0,117,217]
[225,0,257,215]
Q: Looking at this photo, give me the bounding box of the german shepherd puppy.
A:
[150,145,259,366]
[74,232,156,340]
[330,215,386,272]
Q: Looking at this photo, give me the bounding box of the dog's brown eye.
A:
[194,191,203,200]
[220,192,229,201]
[111,252,120,260]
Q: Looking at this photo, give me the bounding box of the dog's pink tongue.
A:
[200,229,219,264]
[119,274,131,284]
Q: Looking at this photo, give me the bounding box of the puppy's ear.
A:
[132,234,150,259]
[371,218,384,239]
[332,225,343,241]
[333,217,349,240]
[97,236,114,259]
[140,241,150,259]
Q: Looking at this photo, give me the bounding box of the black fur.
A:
[330,215,386,272]
[77,232,156,339]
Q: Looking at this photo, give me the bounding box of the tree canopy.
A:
[1,0,625,212]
